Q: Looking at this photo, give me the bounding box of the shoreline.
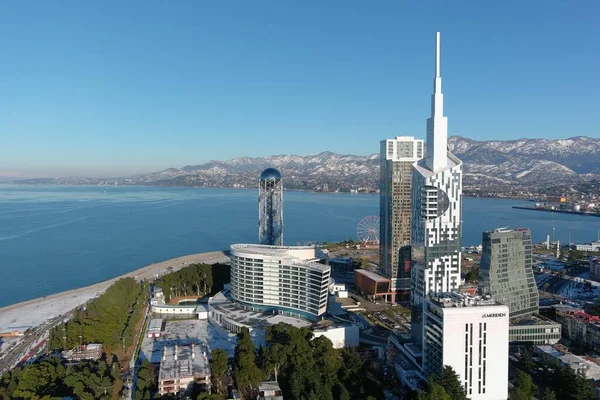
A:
[0,250,229,331]
[512,206,600,218]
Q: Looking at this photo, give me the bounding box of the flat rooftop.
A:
[510,313,560,327]
[158,342,210,382]
[149,319,163,331]
[258,381,282,391]
[230,244,329,272]
[209,290,312,330]
[354,269,390,282]
[139,320,238,364]
[429,292,500,308]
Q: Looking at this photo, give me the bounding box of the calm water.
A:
[0,185,599,307]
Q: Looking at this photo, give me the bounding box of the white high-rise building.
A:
[379,136,424,300]
[229,244,330,321]
[410,31,463,347]
[424,293,509,400]
[387,32,509,400]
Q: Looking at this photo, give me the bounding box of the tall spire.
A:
[425,31,448,172]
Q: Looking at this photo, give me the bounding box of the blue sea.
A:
[0,185,599,307]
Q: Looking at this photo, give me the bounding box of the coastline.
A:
[0,250,229,331]
[512,206,600,218]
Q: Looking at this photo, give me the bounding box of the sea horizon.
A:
[0,185,598,307]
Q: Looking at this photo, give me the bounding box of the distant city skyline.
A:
[0,1,598,177]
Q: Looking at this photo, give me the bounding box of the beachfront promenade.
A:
[0,251,230,332]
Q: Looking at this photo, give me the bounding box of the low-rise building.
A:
[354,269,394,302]
[147,319,163,338]
[555,309,600,353]
[536,345,600,380]
[61,344,103,362]
[312,322,359,349]
[258,381,284,400]
[150,290,208,319]
[509,314,562,345]
[158,343,211,396]
[575,241,600,252]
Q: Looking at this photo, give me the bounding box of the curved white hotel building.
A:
[230,244,331,321]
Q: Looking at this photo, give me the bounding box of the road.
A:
[0,311,71,375]
[127,305,150,400]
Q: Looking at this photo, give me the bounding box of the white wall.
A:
[197,311,208,320]
[439,305,509,400]
[312,325,359,349]
[151,305,197,315]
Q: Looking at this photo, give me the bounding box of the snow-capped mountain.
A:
[133,151,380,192]
[16,136,600,197]
[447,136,600,192]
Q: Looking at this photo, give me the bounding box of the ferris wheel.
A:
[357,216,380,244]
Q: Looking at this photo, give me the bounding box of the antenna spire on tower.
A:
[425,31,448,171]
[435,31,441,78]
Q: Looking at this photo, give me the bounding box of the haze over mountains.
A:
[15,136,600,198]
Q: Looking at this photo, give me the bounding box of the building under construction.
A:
[60,343,103,362]
[158,342,211,396]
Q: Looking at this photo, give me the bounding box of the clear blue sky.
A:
[0,1,598,178]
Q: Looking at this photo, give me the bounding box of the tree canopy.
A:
[232,328,262,399]
[154,263,230,303]
[210,349,228,396]
[252,323,384,400]
[0,356,118,400]
[418,366,465,400]
[48,278,148,357]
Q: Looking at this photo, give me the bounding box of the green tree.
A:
[541,388,557,400]
[465,268,478,283]
[197,393,225,400]
[517,348,534,372]
[233,328,262,399]
[134,359,155,400]
[436,366,467,400]
[261,342,287,382]
[211,349,228,395]
[551,364,596,400]
[419,381,451,400]
[509,370,536,400]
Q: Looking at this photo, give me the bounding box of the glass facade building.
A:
[479,228,538,319]
[379,136,424,299]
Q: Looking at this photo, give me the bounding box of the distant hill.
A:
[14,136,600,198]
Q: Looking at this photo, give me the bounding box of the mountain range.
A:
[15,136,600,199]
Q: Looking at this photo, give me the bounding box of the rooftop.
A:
[158,342,210,382]
[354,269,390,282]
[565,311,600,326]
[208,289,312,330]
[510,313,560,327]
[429,292,500,308]
[149,319,163,331]
[258,381,282,391]
[230,244,329,272]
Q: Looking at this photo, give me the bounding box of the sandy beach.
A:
[0,250,229,331]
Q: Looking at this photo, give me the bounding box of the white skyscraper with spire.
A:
[388,33,508,399]
[410,31,463,347]
[426,32,448,172]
